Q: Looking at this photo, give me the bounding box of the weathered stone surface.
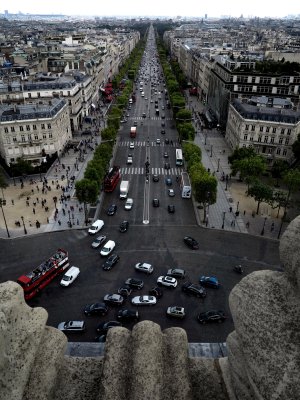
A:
[226,216,300,399]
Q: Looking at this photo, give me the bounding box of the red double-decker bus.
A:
[103,166,121,192]
[17,248,69,300]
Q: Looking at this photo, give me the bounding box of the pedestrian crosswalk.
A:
[128,116,172,121]
[119,141,179,147]
[120,167,182,176]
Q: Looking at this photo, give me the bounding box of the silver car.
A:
[131,295,157,306]
[57,320,86,332]
[91,235,107,249]
[157,276,178,288]
[134,262,153,274]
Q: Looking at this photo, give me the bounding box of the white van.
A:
[60,266,80,287]
[141,92,145,97]
[100,240,116,256]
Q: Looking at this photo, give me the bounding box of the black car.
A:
[165,138,169,144]
[149,286,163,299]
[162,114,165,119]
[168,205,175,213]
[103,294,124,306]
[84,302,108,316]
[153,198,160,207]
[164,162,170,170]
[118,285,132,297]
[102,254,120,270]
[183,236,199,249]
[161,129,165,134]
[165,178,172,186]
[182,282,206,298]
[117,309,139,322]
[95,334,107,343]
[96,320,122,333]
[152,174,159,182]
[161,121,165,127]
[107,204,117,216]
[166,268,186,279]
[119,220,129,233]
[197,310,226,324]
[125,278,144,290]
[142,113,146,118]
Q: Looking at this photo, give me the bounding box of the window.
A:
[276,148,281,155]
[250,136,254,141]
[279,137,283,144]
[283,149,287,156]
[245,124,249,131]
[26,125,30,131]
[49,133,53,138]
[13,137,17,142]
[258,136,262,143]
[287,129,291,135]
[28,93,31,98]
[33,125,37,130]
[272,127,276,133]
[11,127,15,132]
[285,138,290,145]
[270,137,274,144]
[4,127,8,133]
[251,125,255,131]
[244,134,248,140]
[281,128,285,134]
[43,134,47,139]
[266,127,270,133]
[19,126,24,131]
[264,136,268,143]
[41,124,45,129]
[34,134,38,140]
[260,126,264,132]
[48,124,51,129]
[21,135,25,142]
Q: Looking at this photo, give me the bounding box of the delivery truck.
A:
[130,127,137,138]
[120,180,129,199]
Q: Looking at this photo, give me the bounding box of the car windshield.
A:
[62,276,71,281]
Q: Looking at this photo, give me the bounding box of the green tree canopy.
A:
[292,133,300,161]
[271,159,289,187]
[75,179,98,205]
[228,147,257,165]
[247,181,273,214]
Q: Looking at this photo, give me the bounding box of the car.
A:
[60,266,80,287]
[150,99,154,103]
[125,198,133,210]
[96,320,122,333]
[168,205,175,213]
[129,142,135,149]
[165,178,172,186]
[149,286,163,298]
[162,105,165,110]
[197,310,226,324]
[152,174,159,182]
[183,236,199,250]
[135,262,154,274]
[119,220,129,233]
[153,198,160,207]
[102,254,120,270]
[168,189,175,197]
[131,295,157,306]
[88,219,104,235]
[120,119,127,123]
[182,282,206,298]
[57,321,86,332]
[103,294,124,306]
[166,306,186,319]
[163,152,169,158]
[161,122,165,127]
[117,309,139,322]
[162,114,165,119]
[133,121,138,126]
[127,155,133,164]
[107,204,117,216]
[142,112,146,118]
[95,334,107,343]
[165,138,169,144]
[156,138,161,144]
[125,278,144,290]
[157,276,177,288]
[161,129,165,134]
[91,235,107,249]
[100,240,116,256]
[199,276,220,289]
[84,302,108,316]
[118,285,132,297]
[166,268,186,279]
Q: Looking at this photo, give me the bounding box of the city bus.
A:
[180,172,192,198]
[175,148,183,167]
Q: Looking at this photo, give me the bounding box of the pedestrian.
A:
[229,207,232,213]
[36,197,39,203]
[246,221,250,228]
[271,222,274,232]
[33,208,35,215]
[11,199,14,205]
[58,220,61,226]
[47,217,49,223]
[77,219,79,225]
[243,210,246,215]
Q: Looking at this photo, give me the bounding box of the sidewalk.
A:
[187,91,286,240]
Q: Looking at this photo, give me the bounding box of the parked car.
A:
[152,174,159,182]
[96,320,122,333]
[88,220,104,235]
[84,303,108,316]
[183,236,199,249]
[199,276,220,289]
[166,306,186,319]
[117,309,139,322]
[131,295,157,306]
[168,205,175,213]
[197,310,226,324]
[182,282,206,298]
[107,204,117,216]
[100,240,116,256]
[166,268,186,279]
[157,276,177,288]
[119,221,129,233]
[57,320,86,332]
[118,285,132,297]
[153,198,160,207]
[60,266,80,287]
[103,294,124,306]
[149,286,163,299]
[125,278,144,290]
[135,262,154,274]
[91,235,107,249]
[102,254,120,270]
[125,198,133,210]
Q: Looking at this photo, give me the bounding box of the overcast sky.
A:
[2,0,300,18]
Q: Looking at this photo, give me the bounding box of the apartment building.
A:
[226,96,300,166]
[0,99,71,167]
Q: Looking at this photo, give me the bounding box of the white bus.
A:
[180,172,192,198]
[175,148,183,166]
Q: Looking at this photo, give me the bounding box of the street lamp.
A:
[217,158,220,172]
[222,211,226,229]
[210,145,213,157]
[68,210,72,228]
[0,198,10,238]
[236,201,240,213]
[204,133,207,145]
[261,217,267,236]
[20,216,27,235]
[225,175,228,190]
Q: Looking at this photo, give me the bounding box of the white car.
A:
[129,142,135,149]
[168,189,175,197]
[166,306,186,319]
[100,240,116,256]
[131,295,157,306]
[125,198,133,210]
[157,276,178,288]
[88,220,104,235]
[57,320,86,332]
[127,155,133,164]
[60,266,80,287]
[135,262,153,274]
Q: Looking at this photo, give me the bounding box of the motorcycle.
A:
[233,265,243,274]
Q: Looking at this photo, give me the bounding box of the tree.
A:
[281,169,300,219]
[271,160,289,187]
[175,109,192,122]
[228,147,256,165]
[292,133,300,161]
[75,179,99,224]
[232,156,266,188]
[177,122,195,141]
[10,158,34,177]
[247,182,273,215]
[0,171,8,199]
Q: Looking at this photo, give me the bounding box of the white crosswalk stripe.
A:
[119,141,180,148]
[119,167,183,176]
